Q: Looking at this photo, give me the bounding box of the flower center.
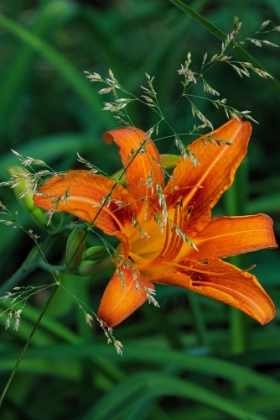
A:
[129,198,191,271]
[151,198,185,264]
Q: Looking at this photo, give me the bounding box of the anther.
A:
[184,206,193,221]
[241,264,256,273]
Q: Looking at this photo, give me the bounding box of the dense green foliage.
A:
[0,0,280,419]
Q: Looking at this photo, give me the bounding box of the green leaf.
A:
[0,12,112,128]
[0,2,77,134]
[3,343,280,397]
[84,372,267,420]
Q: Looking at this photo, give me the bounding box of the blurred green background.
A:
[0,0,280,419]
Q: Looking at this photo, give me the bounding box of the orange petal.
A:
[98,264,154,328]
[165,119,252,234]
[34,170,136,237]
[103,127,164,208]
[152,258,275,324]
[187,214,277,260]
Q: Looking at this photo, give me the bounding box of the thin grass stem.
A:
[0,283,59,406]
[224,161,250,354]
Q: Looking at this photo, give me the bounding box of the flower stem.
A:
[230,304,249,354]
[188,292,210,348]
[0,283,59,406]
[224,159,250,354]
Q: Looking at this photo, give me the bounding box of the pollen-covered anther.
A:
[174,196,184,211]
[184,206,193,222]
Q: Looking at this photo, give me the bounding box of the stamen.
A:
[155,219,170,260]
[165,202,184,261]
[152,197,185,264]
[184,206,193,222]
[241,264,256,273]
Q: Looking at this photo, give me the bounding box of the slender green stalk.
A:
[188,292,210,348]
[224,161,249,354]
[169,0,227,39]
[230,305,249,354]
[0,284,59,406]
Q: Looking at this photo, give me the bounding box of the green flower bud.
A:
[111,168,125,184]
[8,166,48,228]
[65,227,86,271]
[83,245,108,262]
[78,257,114,277]
[160,154,179,170]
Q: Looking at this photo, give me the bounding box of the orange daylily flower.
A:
[34,119,277,328]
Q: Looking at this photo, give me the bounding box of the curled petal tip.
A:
[257,289,277,325]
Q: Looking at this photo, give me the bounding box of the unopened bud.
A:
[111,168,125,184]
[8,167,47,228]
[160,154,179,170]
[65,227,86,271]
[78,257,114,277]
[83,245,108,262]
